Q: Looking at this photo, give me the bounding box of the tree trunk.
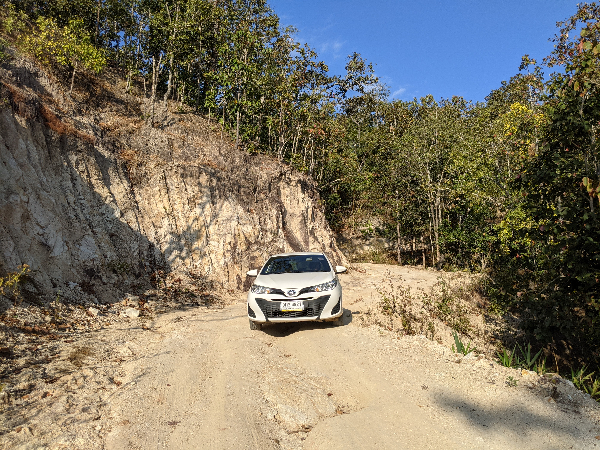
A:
[70,62,77,95]
[163,53,174,106]
[151,55,163,124]
[396,190,401,265]
[428,205,435,267]
[236,91,240,149]
[95,0,102,44]
[221,107,225,142]
[163,3,179,107]
[434,190,441,266]
[396,221,402,265]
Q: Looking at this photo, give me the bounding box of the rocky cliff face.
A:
[0,56,345,305]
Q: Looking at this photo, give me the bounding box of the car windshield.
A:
[260,255,331,275]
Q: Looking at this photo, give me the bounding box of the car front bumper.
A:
[247,286,342,323]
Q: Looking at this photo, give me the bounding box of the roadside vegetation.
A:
[0,265,30,306]
[0,0,598,399]
[372,274,483,346]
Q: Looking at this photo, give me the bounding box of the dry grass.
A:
[1,81,36,119]
[99,114,143,134]
[357,273,493,354]
[351,248,397,265]
[40,104,95,144]
[67,346,93,368]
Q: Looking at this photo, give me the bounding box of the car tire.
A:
[333,314,344,327]
[249,319,262,331]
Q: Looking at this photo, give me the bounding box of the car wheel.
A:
[249,319,262,330]
[333,314,344,326]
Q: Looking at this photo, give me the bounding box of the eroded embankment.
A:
[0,55,345,309]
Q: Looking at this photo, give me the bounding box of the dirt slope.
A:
[1,264,599,450]
[0,54,344,309]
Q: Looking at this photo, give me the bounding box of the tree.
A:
[489,3,600,368]
[23,16,106,93]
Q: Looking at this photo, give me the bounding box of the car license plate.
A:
[280,300,304,311]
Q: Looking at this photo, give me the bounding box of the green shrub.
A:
[497,342,545,373]
[424,278,475,336]
[378,285,435,339]
[21,16,106,93]
[0,264,30,304]
[0,2,27,36]
[0,38,10,62]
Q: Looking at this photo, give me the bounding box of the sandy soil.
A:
[2,264,600,449]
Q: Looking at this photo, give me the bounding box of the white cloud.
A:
[392,88,406,98]
[318,39,345,59]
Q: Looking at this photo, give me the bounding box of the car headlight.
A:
[306,278,337,293]
[250,285,276,294]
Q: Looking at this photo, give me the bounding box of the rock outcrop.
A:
[0,56,345,304]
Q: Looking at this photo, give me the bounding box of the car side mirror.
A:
[246,269,258,277]
[335,266,347,274]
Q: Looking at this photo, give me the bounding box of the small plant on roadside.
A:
[588,379,600,400]
[506,376,518,387]
[379,287,417,335]
[68,346,93,368]
[426,321,436,341]
[451,331,475,355]
[516,342,544,371]
[0,264,30,305]
[497,342,545,372]
[106,259,131,276]
[571,366,600,401]
[535,357,548,375]
[51,290,63,321]
[497,346,515,368]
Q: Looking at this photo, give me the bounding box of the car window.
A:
[261,255,331,275]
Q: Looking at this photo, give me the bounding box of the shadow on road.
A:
[432,391,593,444]
[260,308,353,337]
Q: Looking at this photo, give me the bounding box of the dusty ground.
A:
[1,264,600,449]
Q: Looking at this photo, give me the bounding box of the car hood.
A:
[256,272,334,289]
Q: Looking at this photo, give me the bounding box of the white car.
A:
[246,252,347,330]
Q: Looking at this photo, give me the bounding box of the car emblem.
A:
[286,289,298,297]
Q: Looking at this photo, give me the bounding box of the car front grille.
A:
[255,295,331,319]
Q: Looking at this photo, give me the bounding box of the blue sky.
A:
[268,0,581,103]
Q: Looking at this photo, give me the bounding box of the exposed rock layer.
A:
[0,57,345,303]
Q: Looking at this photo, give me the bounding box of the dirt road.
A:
[103,264,600,450]
[2,264,599,449]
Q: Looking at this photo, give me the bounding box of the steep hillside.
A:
[0,54,345,307]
